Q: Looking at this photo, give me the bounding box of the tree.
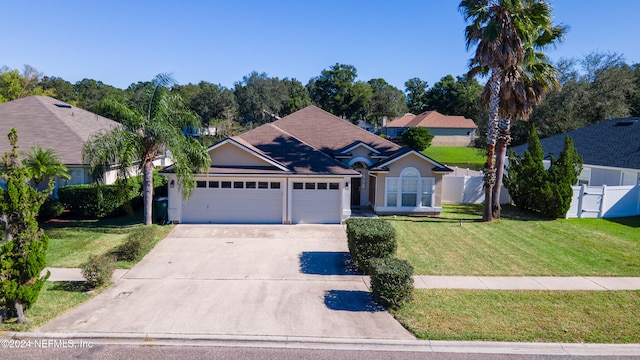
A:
[401,127,434,152]
[282,78,311,116]
[505,125,582,218]
[366,78,407,127]
[234,72,288,124]
[22,146,71,190]
[39,76,78,104]
[0,129,51,323]
[83,74,211,225]
[307,63,371,121]
[460,0,565,221]
[174,81,238,124]
[0,65,55,103]
[404,78,429,114]
[74,78,122,114]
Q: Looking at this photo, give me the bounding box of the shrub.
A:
[346,218,397,274]
[38,197,65,220]
[401,127,433,151]
[370,257,414,309]
[115,226,163,261]
[81,254,116,288]
[58,182,141,219]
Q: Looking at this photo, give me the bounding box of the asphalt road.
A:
[2,344,638,360]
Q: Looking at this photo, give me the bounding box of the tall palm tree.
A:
[83,74,211,225]
[22,146,71,190]
[460,0,564,221]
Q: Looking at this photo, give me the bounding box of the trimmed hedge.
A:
[38,198,65,220]
[114,226,164,262]
[370,257,414,309]
[58,181,141,219]
[345,218,397,274]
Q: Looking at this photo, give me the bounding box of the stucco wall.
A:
[210,142,273,167]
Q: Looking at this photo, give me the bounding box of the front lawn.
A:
[391,204,640,276]
[393,289,640,343]
[422,146,485,170]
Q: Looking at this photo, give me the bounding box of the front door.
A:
[351,177,361,206]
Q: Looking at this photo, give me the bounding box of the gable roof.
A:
[370,148,453,173]
[0,96,121,165]
[385,111,477,129]
[510,118,640,170]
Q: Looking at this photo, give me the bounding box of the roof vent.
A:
[54,103,72,108]
[614,120,638,126]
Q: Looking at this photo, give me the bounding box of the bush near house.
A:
[58,183,141,219]
[345,218,397,274]
[370,257,414,309]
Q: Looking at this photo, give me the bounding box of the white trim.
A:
[207,138,291,172]
[347,157,374,167]
[384,167,435,210]
[340,142,380,155]
[376,150,450,171]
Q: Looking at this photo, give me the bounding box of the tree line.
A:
[2,54,639,148]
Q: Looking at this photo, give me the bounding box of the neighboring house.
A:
[510,117,640,186]
[163,106,453,224]
[381,111,478,146]
[0,96,171,192]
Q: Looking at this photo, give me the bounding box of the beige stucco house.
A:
[164,106,452,224]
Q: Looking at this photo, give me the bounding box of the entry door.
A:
[351,177,361,206]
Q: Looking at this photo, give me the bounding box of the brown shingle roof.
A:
[386,110,477,129]
[271,106,402,155]
[0,96,121,164]
[238,122,358,175]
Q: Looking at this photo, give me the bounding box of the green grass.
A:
[44,211,173,269]
[0,282,103,332]
[390,204,640,276]
[422,146,485,170]
[393,289,640,343]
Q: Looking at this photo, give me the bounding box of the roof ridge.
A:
[267,122,353,170]
[34,96,88,144]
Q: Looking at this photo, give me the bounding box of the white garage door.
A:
[182,180,283,224]
[292,181,341,224]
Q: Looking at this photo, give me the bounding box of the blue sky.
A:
[3,1,639,91]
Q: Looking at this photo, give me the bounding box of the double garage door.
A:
[181,179,341,224]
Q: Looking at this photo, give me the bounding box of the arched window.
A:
[385,167,434,208]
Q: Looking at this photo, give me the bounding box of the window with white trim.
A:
[385,167,435,208]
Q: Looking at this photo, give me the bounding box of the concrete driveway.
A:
[37,225,414,340]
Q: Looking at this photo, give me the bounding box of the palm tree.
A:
[460,0,564,221]
[83,74,211,225]
[22,146,70,190]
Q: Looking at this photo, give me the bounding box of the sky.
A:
[2,0,640,91]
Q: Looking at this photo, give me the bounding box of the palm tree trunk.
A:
[142,161,154,225]
[492,117,511,219]
[483,70,501,222]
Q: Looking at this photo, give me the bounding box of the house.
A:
[381,111,478,146]
[163,106,453,224]
[0,96,171,191]
[510,118,640,186]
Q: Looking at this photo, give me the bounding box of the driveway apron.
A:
[37,225,414,340]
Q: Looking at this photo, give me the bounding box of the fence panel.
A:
[567,185,640,218]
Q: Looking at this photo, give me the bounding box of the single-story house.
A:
[163,105,453,224]
[381,110,478,146]
[0,96,172,192]
[510,117,640,186]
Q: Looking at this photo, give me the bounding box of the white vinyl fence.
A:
[442,175,511,204]
[566,185,640,218]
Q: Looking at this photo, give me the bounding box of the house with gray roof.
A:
[163,106,453,224]
[510,118,640,186]
[0,96,170,191]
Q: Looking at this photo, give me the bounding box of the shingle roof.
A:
[0,96,121,164]
[385,110,477,129]
[510,118,640,170]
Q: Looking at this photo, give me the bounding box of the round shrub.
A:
[81,254,116,288]
[346,218,397,274]
[370,257,414,309]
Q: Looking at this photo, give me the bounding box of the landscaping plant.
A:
[345,218,397,274]
[370,257,414,309]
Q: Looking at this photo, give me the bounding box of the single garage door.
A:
[292,181,341,224]
[182,180,283,224]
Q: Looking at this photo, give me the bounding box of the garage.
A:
[181,179,284,224]
[291,180,342,224]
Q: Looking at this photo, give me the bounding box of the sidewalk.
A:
[44,268,640,290]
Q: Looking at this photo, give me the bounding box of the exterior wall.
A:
[210,142,273,167]
[373,153,444,215]
[368,174,377,208]
[165,173,353,224]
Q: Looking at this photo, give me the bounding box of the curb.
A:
[3,332,640,356]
